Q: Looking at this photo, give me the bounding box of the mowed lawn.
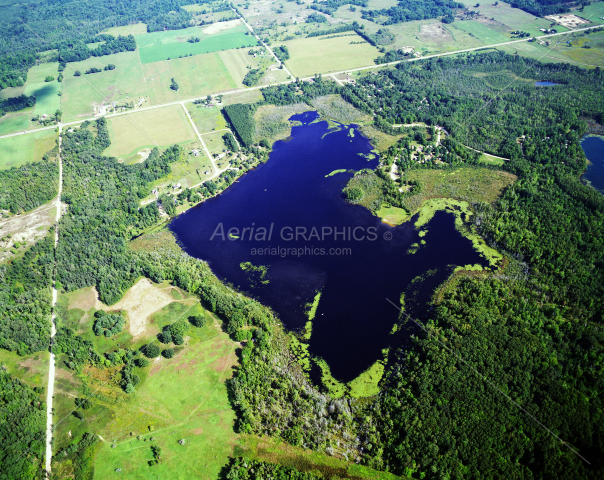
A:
[282,34,380,77]
[143,52,237,105]
[137,24,258,64]
[0,129,57,169]
[104,104,196,161]
[60,51,148,122]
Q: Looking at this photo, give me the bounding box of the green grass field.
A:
[203,130,229,156]
[450,20,511,45]
[457,0,558,32]
[22,62,62,118]
[0,113,30,135]
[143,52,237,104]
[60,51,148,122]
[101,23,148,36]
[136,24,258,64]
[282,33,380,77]
[0,129,57,169]
[0,349,49,390]
[185,103,227,133]
[103,104,196,162]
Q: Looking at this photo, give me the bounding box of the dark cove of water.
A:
[170,112,488,382]
[535,81,559,86]
[581,135,604,195]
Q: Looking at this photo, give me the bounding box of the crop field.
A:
[0,129,57,169]
[103,105,196,163]
[143,52,237,105]
[136,23,258,64]
[282,34,380,77]
[185,103,227,133]
[20,62,62,119]
[60,51,148,122]
[101,23,148,36]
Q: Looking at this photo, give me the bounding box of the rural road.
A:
[45,125,62,477]
[0,25,593,142]
[233,8,295,79]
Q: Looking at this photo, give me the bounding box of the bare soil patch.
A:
[96,278,174,338]
[420,23,453,43]
[545,14,591,29]
[0,200,66,263]
[137,148,152,163]
[202,19,242,34]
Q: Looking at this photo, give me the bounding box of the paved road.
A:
[45,125,62,478]
[0,25,591,142]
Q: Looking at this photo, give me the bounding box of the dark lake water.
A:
[170,112,488,383]
[581,135,604,195]
[535,81,559,86]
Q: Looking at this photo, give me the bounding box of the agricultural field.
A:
[136,22,258,64]
[103,105,196,163]
[282,33,381,77]
[578,2,604,26]
[23,62,62,118]
[0,61,63,135]
[60,51,148,122]
[142,52,237,105]
[185,103,228,133]
[450,20,512,45]
[0,129,57,169]
[182,3,238,24]
[456,0,560,32]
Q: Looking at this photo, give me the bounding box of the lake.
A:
[581,135,604,195]
[535,81,559,86]
[170,112,488,383]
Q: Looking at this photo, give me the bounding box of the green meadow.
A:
[60,51,148,122]
[0,129,57,169]
[136,25,258,64]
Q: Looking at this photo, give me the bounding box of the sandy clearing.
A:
[0,201,67,263]
[96,278,174,338]
[202,19,241,34]
[137,148,152,163]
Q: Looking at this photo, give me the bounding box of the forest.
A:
[509,0,578,16]
[0,157,58,214]
[0,94,36,117]
[0,370,46,479]
[360,0,464,25]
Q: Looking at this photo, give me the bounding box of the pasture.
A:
[218,48,273,88]
[579,2,604,26]
[0,129,57,169]
[60,51,148,122]
[143,52,237,105]
[0,112,30,135]
[136,24,258,64]
[457,0,557,32]
[282,34,380,77]
[450,20,511,45]
[103,105,196,163]
[185,103,227,133]
[22,62,62,118]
